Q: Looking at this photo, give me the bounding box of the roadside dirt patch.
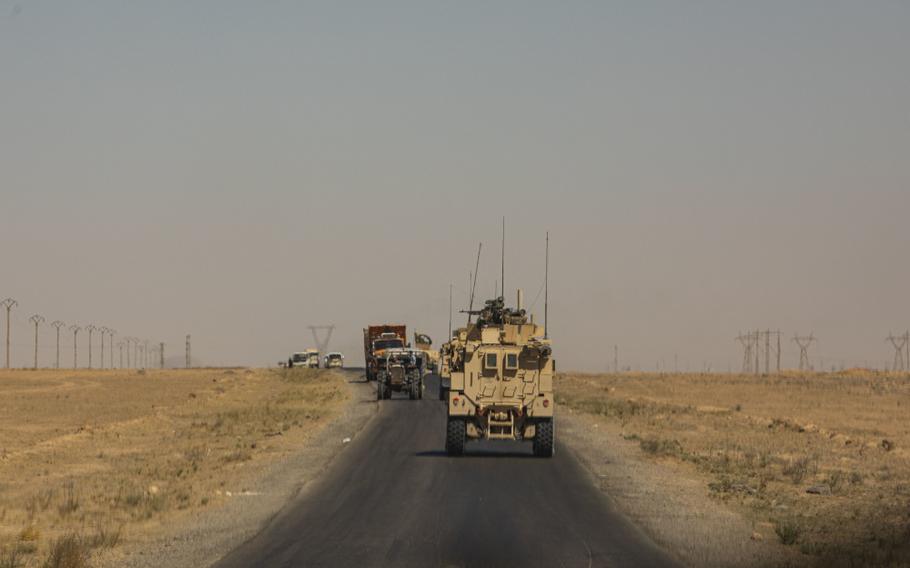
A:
[558,371,910,567]
[0,368,355,567]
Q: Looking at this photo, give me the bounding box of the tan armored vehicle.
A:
[438,327,467,400]
[414,332,440,372]
[446,295,555,457]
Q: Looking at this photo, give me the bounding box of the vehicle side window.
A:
[485,353,498,369]
[505,353,518,370]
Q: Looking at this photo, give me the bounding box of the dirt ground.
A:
[0,367,351,567]
[557,371,910,567]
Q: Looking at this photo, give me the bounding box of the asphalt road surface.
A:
[215,373,678,568]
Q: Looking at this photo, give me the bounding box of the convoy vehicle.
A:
[413,332,439,372]
[363,325,407,381]
[376,348,425,400]
[323,352,344,369]
[438,327,466,400]
[289,349,320,368]
[445,295,555,457]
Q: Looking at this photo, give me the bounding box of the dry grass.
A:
[557,370,910,567]
[0,367,347,567]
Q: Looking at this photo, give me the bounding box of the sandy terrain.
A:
[0,367,363,568]
[558,371,910,567]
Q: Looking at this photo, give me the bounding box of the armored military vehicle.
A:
[376,347,425,400]
[438,327,467,400]
[445,294,555,457]
[414,332,439,372]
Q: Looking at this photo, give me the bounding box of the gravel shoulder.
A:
[97,370,377,568]
[560,410,800,568]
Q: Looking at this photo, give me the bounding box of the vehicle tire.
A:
[446,418,465,456]
[383,382,392,400]
[533,419,555,458]
[418,379,423,400]
[376,381,384,401]
[409,380,418,400]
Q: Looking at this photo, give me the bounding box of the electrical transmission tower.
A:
[117,341,124,369]
[29,314,45,369]
[159,342,165,369]
[1,298,17,369]
[737,330,782,375]
[309,325,335,356]
[736,332,755,374]
[69,325,81,368]
[793,334,817,371]
[51,321,66,369]
[185,335,191,369]
[886,332,910,372]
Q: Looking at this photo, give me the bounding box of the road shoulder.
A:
[560,410,799,568]
[100,372,377,568]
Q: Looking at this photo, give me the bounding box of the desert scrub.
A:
[774,519,801,545]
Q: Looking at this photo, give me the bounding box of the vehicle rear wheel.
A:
[418,379,423,400]
[446,418,466,456]
[533,419,555,458]
[376,381,384,401]
[409,380,418,400]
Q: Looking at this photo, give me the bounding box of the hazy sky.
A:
[1,1,908,371]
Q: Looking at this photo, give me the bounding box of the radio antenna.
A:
[500,216,505,300]
[448,283,453,340]
[467,242,482,325]
[544,232,549,339]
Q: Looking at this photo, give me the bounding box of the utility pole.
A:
[159,342,165,369]
[117,341,124,369]
[186,335,191,369]
[99,327,109,370]
[614,344,618,373]
[793,334,817,371]
[28,314,44,369]
[764,330,771,375]
[69,325,81,368]
[144,340,149,369]
[1,298,17,369]
[51,321,65,369]
[85,325,97,369]
[777,330,782,373]
[125,337,132,368]
[107,329,115,369]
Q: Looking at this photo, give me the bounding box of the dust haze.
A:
[1,1,908,371]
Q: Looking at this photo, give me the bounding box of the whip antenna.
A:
[467,243,482,325]
[544,232,549,339]
[501,216,505,300]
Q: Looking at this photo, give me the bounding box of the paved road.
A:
[215,373,678,568]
